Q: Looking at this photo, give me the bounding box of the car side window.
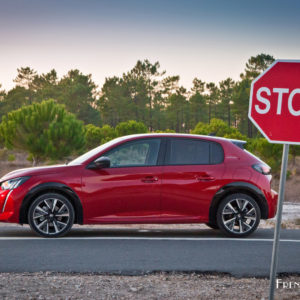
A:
[211,142,224,164]
[166,138,223,165]
[103,138,161,168]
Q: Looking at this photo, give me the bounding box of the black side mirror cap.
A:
[87,156,111,169]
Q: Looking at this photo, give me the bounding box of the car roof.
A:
[119,133,244,144]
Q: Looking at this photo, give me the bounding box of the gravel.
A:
[0,272,299,300]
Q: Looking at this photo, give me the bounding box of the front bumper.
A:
[0,189,14,221]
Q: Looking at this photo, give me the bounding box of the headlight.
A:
[0,177,30,190]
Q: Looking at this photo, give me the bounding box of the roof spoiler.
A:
[230,139,247,149]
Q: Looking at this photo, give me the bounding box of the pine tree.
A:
[0,100,85,165]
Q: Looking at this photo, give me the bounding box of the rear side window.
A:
[211,142,224,164]
[166,138,224,165]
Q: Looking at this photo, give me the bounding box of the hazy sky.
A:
[1,0,300,91]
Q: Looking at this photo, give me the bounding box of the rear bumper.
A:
[268,189,278,218]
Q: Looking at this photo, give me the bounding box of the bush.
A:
[7,154,15,162]
[85,124,102,150]
[85,124,116,150]
[192,118,247,140]
[0,100,85,165]
[115,120,148,137]
[99,125,117,141]
[154,129,176,133]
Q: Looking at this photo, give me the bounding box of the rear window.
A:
[166,138,224,165]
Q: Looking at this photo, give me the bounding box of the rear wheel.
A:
[217,193,260,237]
[28,193,74,238]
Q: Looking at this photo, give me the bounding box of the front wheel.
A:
[28,193,74,238]
[217,193,261,237]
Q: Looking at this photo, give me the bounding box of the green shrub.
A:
[115,120,148,137]
[0,100,85,165]
[85,124,116,150]
[154,129,176,133]
[192,118,247,140]
[7,154,15,162]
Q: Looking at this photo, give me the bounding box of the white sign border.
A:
[248,59,300,145]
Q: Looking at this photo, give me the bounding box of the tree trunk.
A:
[149,98,153,132]
[247,118,253,138]
[228,103,231,126]
[176,111,179,132]
[32,157,39,166]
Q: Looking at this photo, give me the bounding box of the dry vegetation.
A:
[0,272,299,300]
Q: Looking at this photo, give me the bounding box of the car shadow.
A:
[68,227,225,238]
[0,224,287,239]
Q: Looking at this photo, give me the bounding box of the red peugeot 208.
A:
[0,134,278,238]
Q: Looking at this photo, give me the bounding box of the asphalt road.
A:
[0,225,299,277]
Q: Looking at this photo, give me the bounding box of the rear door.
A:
[161,137,225,220]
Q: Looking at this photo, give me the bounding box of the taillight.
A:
[252,163,271,175]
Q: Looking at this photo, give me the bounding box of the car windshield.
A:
[68,137,124,165]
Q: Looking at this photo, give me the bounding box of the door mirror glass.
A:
[88,156,111,169]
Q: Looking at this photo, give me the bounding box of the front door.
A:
[82,138,163,223]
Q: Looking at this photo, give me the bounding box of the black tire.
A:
[205,222,219,230]
[28,193,74,238]
[217,193,261,238]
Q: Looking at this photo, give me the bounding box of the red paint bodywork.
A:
[0,134,278,225]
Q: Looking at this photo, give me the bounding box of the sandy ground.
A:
[260,202,300,229]
[0,273,299,300]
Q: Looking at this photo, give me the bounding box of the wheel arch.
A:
[19,182,83,225]
[209,181,269,227]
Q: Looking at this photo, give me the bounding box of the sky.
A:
[0,0,300,91]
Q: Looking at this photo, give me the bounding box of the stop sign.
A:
[249,60,300,144]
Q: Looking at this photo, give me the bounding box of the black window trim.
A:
[164,137,224,166]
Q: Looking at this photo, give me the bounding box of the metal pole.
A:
[269,143,290,300]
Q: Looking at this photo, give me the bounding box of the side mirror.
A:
[88,156,111,169]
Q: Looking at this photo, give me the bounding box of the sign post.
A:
[249,60,300,300]
[268,144,289,300]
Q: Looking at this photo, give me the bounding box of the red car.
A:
[0,134,278,238]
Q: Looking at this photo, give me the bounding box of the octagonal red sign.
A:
[249,60,300,144]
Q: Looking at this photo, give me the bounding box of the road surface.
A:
[0,225,299,277]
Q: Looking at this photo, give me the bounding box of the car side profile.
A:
[0,133,278,238]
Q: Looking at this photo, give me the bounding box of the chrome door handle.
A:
[196,174,215,181]
[141,176,158,183]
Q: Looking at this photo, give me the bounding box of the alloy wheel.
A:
[28,193,74,237]
[221,198,257,234]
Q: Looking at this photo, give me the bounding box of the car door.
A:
[161,137,225,220]
[82,138,163,222]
